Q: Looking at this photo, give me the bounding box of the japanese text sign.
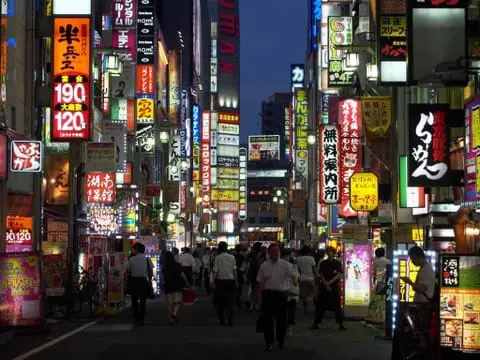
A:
[52,17,91,141]
[349,172,379,212]
[295,90,308,151]
[441,256,459,287]
[408,104,450,186]
[0,252,43,328]
[136,65,154,95]
[218,112,240,124]
[136,0,155,65]
[112,0,136,27]
[85,172,116,203]
[5,216,33,253]
[361,96,392,138]
[201,111,211,208]
[86,142,116,172]
[380,16,406,37]
[192,104,201,171]
[168,135,181,181]
[112,29,136,63]
[136,97,154,124]
[290,64,305,89]
[328,16,354,87]
[320,125,340,204]
[339,99,362,217]
[10,141,43,173]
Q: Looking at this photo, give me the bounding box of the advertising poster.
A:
[44,154,69,205]
[103,120,127,172]
[85,142,115,172]
[349,172,379,212]
[6,216,33,253]
[465,96,480,204]
[44,254,66,296]
[87,206,120,235]
[108,252,125,304]
[0,252,43,328]
[440,255,480,354]
[248,135,280,161]
[343,242,371,316]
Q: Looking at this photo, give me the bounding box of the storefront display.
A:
[391,249,436,333]
[439,255,480,355]
[343,241,372,318]
[0,252,44,328]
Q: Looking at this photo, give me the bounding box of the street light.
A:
[276,189,282,197]
[106,54,120,71]
[159,131,170,144]
[307,134,316,145]
[273,196,279,203]
[366,63,378,81]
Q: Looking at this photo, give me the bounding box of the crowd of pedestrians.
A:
[127,241,349,351]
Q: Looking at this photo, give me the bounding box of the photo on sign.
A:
[103,121,127,173]
[110,67,134,98]
[43,154,69,205]
[248,135,280,160]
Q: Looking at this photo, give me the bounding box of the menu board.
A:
[440,255,480,354]
[344,242,371,307]
[0,252,43,328]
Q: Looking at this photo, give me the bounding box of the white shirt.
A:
[127,254,153,278]
[257,259,296,291]
[178,253,196,268]
[213,253,237,280]
[296,255,316,281]
[202,254,211,270]
[375,257,392,270]
[414,261,436,302]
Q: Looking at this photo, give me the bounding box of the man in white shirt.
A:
[212,242,237,326]
[178,247,196,285]
[202,248,212,295]
[401,246,436,302]
[257,244,297,351]
[127,242,154,325]
[295,246,317,314]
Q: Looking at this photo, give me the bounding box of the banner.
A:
[319,125,340,204]
[361,96,392,138]
[0,252,43,328]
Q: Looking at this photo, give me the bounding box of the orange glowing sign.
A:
[136,65,155,95]
[52,17,91,140]
[136,98,154,124]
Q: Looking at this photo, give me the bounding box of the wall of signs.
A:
[327,16,354,87]
[439,255,480,354]
[319,125,339,204]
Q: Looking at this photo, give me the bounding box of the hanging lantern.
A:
[106,54,119,72]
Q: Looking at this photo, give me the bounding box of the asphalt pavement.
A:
[3,293,392,360]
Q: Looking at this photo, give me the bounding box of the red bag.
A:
[183,288,198,305]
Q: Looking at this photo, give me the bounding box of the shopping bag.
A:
[183,288,198,305]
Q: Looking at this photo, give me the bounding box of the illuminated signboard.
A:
[5,216,33,253]
[201,111,211,208]
[310,0,321,50]
[53,0,91,15]
[392,249,436,333]
[319,125,339,204]
[168,50,179,125]
[0,252,43,328]
[248,135,280,161]
[284,106,291,158]
[10,141,43,173]
[291,64,305,90]
[295,89,308,187]
[85,172,116,204]
[87,205,120,235]
[343,242,371,312]
[168,135,181,181]
[399,155,425,208]
[136,97,154,124]
[210,25,217,93]
[239,147,247,220]
[218,112,240,124]
[192,104,201,176]
[465,97,480,204]
[439,255,480,354]
[339,99,362,218]
[136,0,154,64]
[218,123,239,135]
[327,17,354,87]
[52,17,91,141]
[0,133,6,178]
[408,104,451,186]
[349,172,378,212]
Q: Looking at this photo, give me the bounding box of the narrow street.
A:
[4,297,392,360]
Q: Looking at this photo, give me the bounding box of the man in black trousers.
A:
[257,244,297,351]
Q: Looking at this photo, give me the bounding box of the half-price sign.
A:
[52,17,91,141]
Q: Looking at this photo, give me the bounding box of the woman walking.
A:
[281,248,299,336]
[162,251,190,325]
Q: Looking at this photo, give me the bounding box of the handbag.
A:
[183,288,198,305]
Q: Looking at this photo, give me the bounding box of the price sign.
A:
[52,17,91,141]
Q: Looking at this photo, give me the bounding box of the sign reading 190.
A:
[53,82,88,132]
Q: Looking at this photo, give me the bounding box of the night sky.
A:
[240,0,308,144]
